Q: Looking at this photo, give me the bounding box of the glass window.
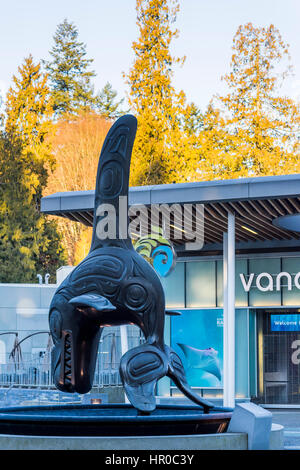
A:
[249,309,257,397]
[0,340,6,365]
[160,262,185,308]
[186,261,216,308]
[217,259,248,307]
[282,258,300,306]
[235,309,249,398]
[171,309,223,388]
[170,308,249,397]
[248,258,281,307]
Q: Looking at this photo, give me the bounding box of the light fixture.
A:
[170,224,188,235]
[129,232,141,238]
[241,225,258,235]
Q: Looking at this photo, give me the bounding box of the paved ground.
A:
[271,410,300,450]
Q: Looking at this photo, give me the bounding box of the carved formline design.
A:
[49,115,214,413]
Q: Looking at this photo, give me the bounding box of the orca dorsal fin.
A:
[90,115,137,252]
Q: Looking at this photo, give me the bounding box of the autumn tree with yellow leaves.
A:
[5,55,56,190]
[45,111,111,264]
[125,0,200,186]
[200,23,300,180]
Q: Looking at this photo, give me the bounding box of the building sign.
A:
[271,314,300,332]
[240,271,300,292]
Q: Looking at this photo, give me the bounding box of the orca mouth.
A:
[51,325,101,395]
[62,331,73,388]
[51,339,75,393]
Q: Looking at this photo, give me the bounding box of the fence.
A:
[0,356,122,389]
[0,325,143,389]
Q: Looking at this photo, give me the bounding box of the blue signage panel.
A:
[271,314,300,332]
[171,309,223,388]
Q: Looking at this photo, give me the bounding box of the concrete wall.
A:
[0,284,56,360]
[0,424,284,450]
[0,267,74,359]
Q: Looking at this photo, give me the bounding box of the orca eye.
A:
[49,310,62,343]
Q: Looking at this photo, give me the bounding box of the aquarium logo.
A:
[133,226,176,277]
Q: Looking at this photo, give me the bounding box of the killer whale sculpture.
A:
[49,114,214,413]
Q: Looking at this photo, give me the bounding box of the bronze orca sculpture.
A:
[49,114,214,413]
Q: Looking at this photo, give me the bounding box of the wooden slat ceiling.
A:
[54,197,300,246]
[202,198,300,246]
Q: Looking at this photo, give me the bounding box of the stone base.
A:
[0,424,283,450]
[0,433,246,450]
[269,424,284,450]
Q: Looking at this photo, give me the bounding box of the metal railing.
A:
[0,357,122,389]
[0,325,143,389]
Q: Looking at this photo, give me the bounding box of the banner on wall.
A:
[171,309,224,388]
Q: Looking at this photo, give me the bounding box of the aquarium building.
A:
[41,174,300,408]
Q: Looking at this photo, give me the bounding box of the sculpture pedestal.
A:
[0,404,284,449]
[0,432,245,450]
[0,425,283,450]
[0,403,232,436]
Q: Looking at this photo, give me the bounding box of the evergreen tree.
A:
[0,134,65,282]
[125,0,199,186]
[45,19,97,115]
[201,23,300,179]
[1,56,66,282]
[96,82,126,119]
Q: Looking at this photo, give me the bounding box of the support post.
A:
[223,212,236,408]
[120,325,129,403]
[120,325,128,356]
[223,232,228,406]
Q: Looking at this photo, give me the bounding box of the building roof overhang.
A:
[41,174,300,254]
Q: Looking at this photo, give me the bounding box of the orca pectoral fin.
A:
[69,293,116,312]
[120,344,168,413]
[165,310,181,316]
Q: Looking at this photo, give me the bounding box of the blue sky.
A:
[0,0,299,111]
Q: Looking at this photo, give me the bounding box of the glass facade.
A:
[257,309,300,404]
[248,258,281,307]
[161,256,300,310]
[282,258,300,306]
[217,259,248,307]
[159,255,300,402]
[160,262,185,308]
[170,308,249,398]
[171,309,224,388]
[186,261,216,308]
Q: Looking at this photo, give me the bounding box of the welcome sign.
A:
[271,314,300,331]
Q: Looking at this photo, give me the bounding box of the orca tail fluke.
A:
[164,345,215,414]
